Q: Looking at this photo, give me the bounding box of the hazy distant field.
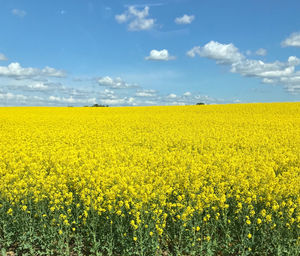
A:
[0,103,299,255]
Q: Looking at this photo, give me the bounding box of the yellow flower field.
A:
[0,103,299,255]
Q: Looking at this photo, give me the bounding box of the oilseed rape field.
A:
[0,103,299,255]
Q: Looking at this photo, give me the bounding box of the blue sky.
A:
[0,0,300,106]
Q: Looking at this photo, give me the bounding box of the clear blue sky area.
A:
[0,0,300,106]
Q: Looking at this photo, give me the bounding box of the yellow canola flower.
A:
[0,103,299,238]
[7,208,13,215]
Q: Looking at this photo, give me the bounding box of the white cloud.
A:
[128,6,149,19]
[187,41,300,93]
[135,89,157,97]
[135,92,153,97]
[262,78,276,84]
[0,76,226,106]
[11,9,27,18]
[188,41,300,94]
[0,92,27,101]
[129,18,155,31]
[186,46,201,58]
[143,100,156,104]
[49,96,96,104]
[5,80,67,93]
[187,41,244,64]
[97,76,114,86]
[103,89,115,95]
[27,82,49,90]
[160,92,224,105]
[288,56,300,66]
[145,49,175,61]
[0,62,66,79]
[124,3,165,8]
[175,14,195,24]
[282,32,300,47]
[100,97,137,106]
[167,93,177,98]
[0,53,7,61]
[6,81,51,92]
[115,13,128,23]
[115,6,155,31]
[98,76,139,89]
[0,89,97,106]
[231,56,300,93]
[183,91,191,96]
[255,48,267,56]
[231,60,295,78]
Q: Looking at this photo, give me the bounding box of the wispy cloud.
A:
[124,3,165,8]
[11,9,27,18]
[255,48,267,56]
[0,53,7,61]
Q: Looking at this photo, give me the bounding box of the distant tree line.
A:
[196,102,205,105]
[83,104,109,107]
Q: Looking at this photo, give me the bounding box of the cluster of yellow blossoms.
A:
[0,103,299,254]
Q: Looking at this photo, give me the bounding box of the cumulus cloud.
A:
[98,76,139,89]
[0,89,94,106]
[282,32,300,47]
[167,93,177,98]
[175,14,195,24]
[0,92,27,101]
[183,91,192,96]
[135,89,157,97]
[186,46,200,58]
[100,97,137,106]
[0,62,66,79]
[187,41,244,64]
[159,92,224,105]
[15,82,49,91]
[145,49,176,61]
[231,60,296,78]
[0,53,7,61]
[187,41,300,93]
[0,92,50,106]
[98,91,223,106]
[115,6,155,31]
[115,13,128,23]
[136,92,152,97]
[48,95,96,104]
[255,48,267,56]
[11,9,27,18]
